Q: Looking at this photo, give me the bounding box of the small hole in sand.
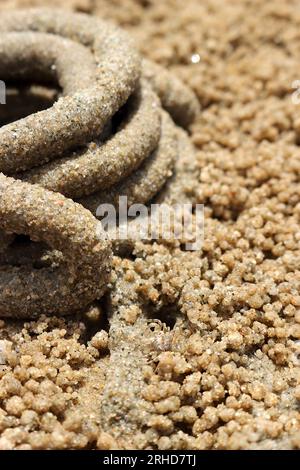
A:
[0,83,58,126]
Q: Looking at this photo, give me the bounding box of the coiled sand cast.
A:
[0,8,199,318]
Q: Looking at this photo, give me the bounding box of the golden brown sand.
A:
[0,0,299,450]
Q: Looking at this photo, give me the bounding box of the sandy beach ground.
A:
[0,0,299,450]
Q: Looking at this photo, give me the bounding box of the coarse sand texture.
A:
[0,0,299,451]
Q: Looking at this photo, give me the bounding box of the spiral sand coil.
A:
[0,8,199,318]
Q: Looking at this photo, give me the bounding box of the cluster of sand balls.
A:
[1,0,299,451]
[0,8,199,319]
